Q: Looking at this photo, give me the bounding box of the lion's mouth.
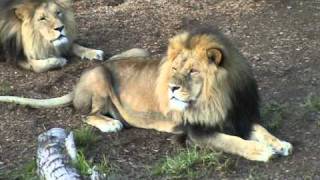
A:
[51,35,69,47]
[169,96,191,111]
[56,34,65,40]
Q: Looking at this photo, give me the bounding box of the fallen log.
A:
[37,128,81,180]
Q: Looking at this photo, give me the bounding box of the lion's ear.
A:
[15,5,33,21]
[56,0,72,7]
[207,48,223,65]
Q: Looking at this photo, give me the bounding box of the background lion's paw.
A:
[47,57,67,67]
[95,120,123,133]
[58,58,67,67]
[94,50,104,60]
[81,49,104,61]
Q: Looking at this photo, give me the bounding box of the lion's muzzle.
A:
[168,83,192,111]
[51,28,69,47]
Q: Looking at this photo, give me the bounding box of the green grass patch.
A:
[96,155,115,175]
[73,150,114,177]
[74,126,100,152]
[73,126,113,177]
[303,94,320,126]
[303,94,320,112]
[2,159,39,180]
[0,81,12,95]
[153,147,232,179]
[261,101,286,132]
[73,150,92,176]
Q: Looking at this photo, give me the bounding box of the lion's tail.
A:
[0,93,73,108]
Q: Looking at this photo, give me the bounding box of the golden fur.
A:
[0,0,104,72]
[0,28,293,161]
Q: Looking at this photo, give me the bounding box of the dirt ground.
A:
[1,0,320,179]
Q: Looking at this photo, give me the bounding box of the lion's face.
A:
[163,33,223,112]
[168,51,204,111]
[15,0,75,48]
[33,2,69,46]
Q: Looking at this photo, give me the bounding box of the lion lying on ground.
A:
[0,27,292,162]
[0,0,103,73]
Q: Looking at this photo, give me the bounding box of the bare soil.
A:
[1,0,320,179]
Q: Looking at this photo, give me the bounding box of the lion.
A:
[0,0,104,73]
[0,26,292,162]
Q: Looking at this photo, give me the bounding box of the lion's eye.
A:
[56,11,62,17]
[39,16,46,21]
[172,67,177,72]
[190,68,199,75]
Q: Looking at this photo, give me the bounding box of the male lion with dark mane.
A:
[0,0,104,73]
[0,26,292,162]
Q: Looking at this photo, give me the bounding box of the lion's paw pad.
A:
[97,120,123,133]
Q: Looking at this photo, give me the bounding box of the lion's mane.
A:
[156,27,260,138]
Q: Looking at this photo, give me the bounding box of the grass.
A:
[153,147,232,179]
[303,94,320,126]
[73,150,114,177]
[0,81,12,95]
[1,159,39,180]
[96,155,115,175]
[74,126,101,152]
[73,126,113,177]
[261,101,286,132]
[303,94,320,112]
[73,150,92,176]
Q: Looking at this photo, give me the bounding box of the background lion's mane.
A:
[0,0,76,63]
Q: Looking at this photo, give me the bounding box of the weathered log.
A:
[37,128,81,180]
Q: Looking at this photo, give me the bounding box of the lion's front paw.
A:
[275,140,293,156]
[244,142,276,162]
[57,58,67,67]
[94,120,123,133]
[81,49,104,61]
[47,57,67,67]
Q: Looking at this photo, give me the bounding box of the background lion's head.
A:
[0,0,76,60]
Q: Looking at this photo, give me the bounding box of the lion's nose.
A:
[54,25,64,32]
[169,84,181,92]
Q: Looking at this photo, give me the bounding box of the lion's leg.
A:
[74,66,124,133]
[89,88,180,133]
[189,132,276,162]
[250,124,293,156]
[132,119,182,133]
[72,43,104,61]
[18,58,67,73]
